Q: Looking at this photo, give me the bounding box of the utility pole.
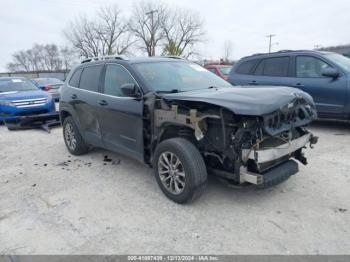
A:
[145,9,158,56]
[266,34,276,53]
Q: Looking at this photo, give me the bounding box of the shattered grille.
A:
[263,100,316,136]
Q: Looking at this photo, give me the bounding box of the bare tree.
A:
[60,46,78,71]
[162,8,205,58]
[129,1,167,56]
[64,5,134,58]
[7,44,63,72]
[223,40,233,62]
[97,6,135,55]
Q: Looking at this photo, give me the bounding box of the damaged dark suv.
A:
[59,56,318,203]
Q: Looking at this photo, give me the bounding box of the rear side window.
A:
[235,59,257,75]
[257,57,290,77]
[68,68,82,87]
[79,65,103,92]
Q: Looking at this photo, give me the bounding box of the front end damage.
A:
[149,93,318,187]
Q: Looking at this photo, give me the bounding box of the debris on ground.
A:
[104,155,112,162]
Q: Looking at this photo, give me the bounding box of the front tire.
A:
[63,116,88,155]
[153,138,207,203]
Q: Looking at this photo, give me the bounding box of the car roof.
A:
[78,56,189,67]
[241,50,334,60]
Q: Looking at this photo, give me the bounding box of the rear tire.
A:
[63,116,88,155]
[153,138,207,203]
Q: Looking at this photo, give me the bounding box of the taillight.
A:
[43,85,52,91]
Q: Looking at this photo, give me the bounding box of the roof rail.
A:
[81,55,128,64]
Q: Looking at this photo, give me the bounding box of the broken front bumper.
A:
[210,133,317,187]
[4,112,60,132]
[242,133,312,164]
[239,133,316,186]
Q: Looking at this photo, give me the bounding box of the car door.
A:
[98,63,144,162]
[291,55,347,116]
[71,64,104,146]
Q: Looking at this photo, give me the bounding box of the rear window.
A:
[235,60,257,75]
[256,57,290,77]
[79,65,103,92]
[68,68,82,88]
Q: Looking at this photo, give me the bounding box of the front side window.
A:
[261,57,290,77]
[134,61,231,93]
[79,65,103,92]
[296,56,331,78]
[103,64,136,97]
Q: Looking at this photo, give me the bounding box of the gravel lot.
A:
[0,121,349,255]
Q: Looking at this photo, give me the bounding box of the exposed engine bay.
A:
[144,92,318,187]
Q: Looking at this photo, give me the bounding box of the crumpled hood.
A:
[0,90,50,101]
[162,86,315,116]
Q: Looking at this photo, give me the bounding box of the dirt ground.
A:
[0,121,349,254]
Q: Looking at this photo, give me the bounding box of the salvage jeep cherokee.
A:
[59,56,318,203]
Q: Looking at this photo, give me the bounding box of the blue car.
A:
[0,77,55,123]
[229,50,350,120]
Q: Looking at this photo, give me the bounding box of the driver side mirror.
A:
[121,83,141,97]
[322,67,339,78]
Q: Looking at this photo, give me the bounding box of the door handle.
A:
[98,100,108,106]
[71,94,77,99]
[249,80,258,85]
[295,83,305,87]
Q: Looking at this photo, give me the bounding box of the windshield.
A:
[218,66,232,75]
[324,53,350,72]
[0,78,39,93]
[134,61,232,93]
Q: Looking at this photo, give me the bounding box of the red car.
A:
[204,64,232,81]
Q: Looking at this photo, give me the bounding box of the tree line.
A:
[7,1,206,72]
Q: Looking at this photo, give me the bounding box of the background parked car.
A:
[0,77,55,123]
[32,78,64,101]
[228,50,350,120]
[204,64,232,81]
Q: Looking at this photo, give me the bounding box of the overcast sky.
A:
[1,0,350,71]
